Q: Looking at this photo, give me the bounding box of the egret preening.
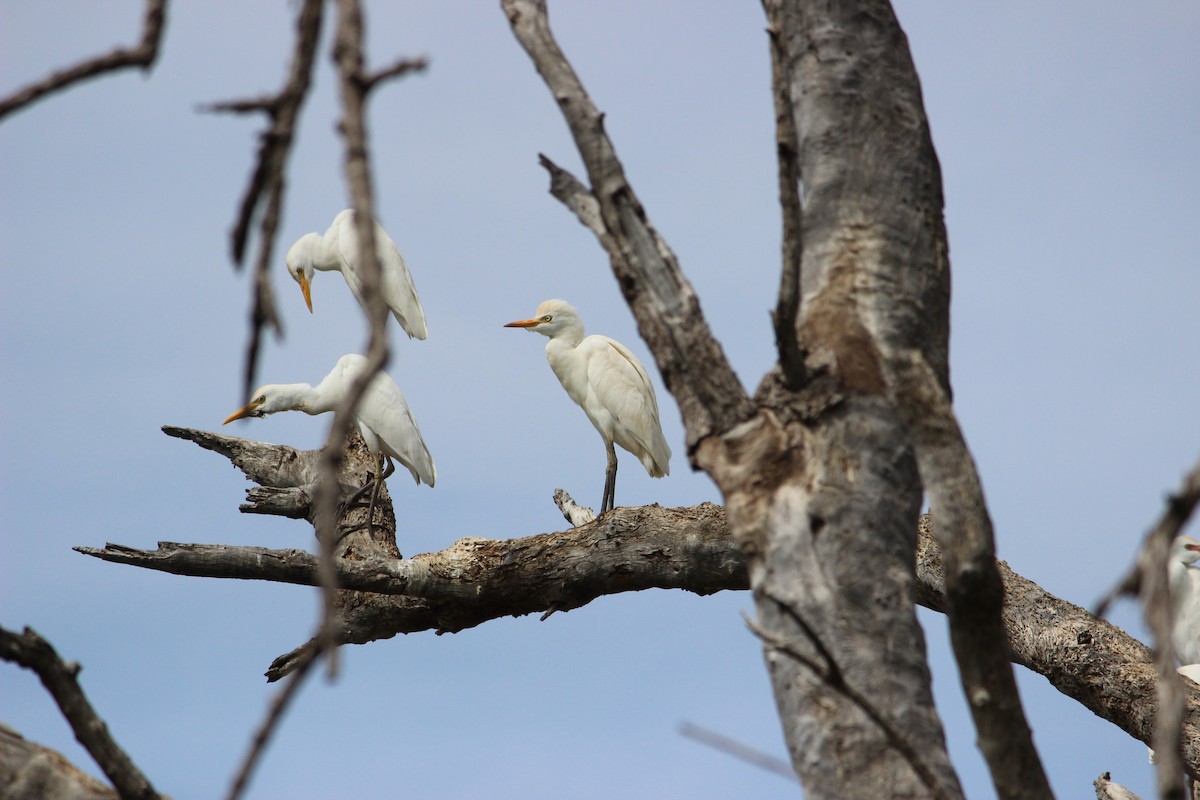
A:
[224,354,435,531]
[505,299,670,516]
[286,209,428,339]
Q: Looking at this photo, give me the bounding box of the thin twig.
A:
[361,56,429,91]
[225,634,324,800]
[0,0,167,122]
[678,721,796,782]
[0,625,163,800]
[319,0,426,679]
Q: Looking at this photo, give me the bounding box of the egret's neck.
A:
[280,382,338,416]
[295,233,340,272]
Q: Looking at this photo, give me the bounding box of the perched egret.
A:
[1170,535,1200,666]
[505,299,670,515]
[286,209,428,339]
[1149,535,1200,763]
[224,355,435,530]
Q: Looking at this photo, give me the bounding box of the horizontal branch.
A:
[78,502,743,611]
[76,496,1200,769]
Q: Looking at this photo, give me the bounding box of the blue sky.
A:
[2,2,1198,798]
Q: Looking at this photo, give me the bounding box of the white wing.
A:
[360,371,437,486]
[582,336,671,477]
[334,211,428,340]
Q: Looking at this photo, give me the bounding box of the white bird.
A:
[286,209,428,340]
[224,355,435,527]
[1170,535,1200,666]
[505,299,670,516]
[1150,535,1200,763]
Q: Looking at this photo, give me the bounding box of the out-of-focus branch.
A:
[201,0,323,401]
[0,626,163,800]
[225,637,323,800]
[0,0,167,122]
[320,0,426,680]
[504,0,754,456]
[678,722,797,783]
[0,723,119,800]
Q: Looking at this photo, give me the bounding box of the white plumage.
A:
[1170,534,1200,666]
[223,353,435,488]
[506,299,670,515]
[286,209,428,340]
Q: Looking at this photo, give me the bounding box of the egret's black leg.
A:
[601,441,618,515]
[365,454,395,539]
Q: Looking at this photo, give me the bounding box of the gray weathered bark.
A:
[0,724,117,800]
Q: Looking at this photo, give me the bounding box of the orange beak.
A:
[504,317,542,329]
[298,274,313,313]
[223,399,263,425]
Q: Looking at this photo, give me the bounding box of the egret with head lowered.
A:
[224,354,435,527]
[286,209,428,339]
[505,299,670,515]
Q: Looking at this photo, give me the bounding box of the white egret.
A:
[286,209,428,339]
[505,299,670,516]
[1170,535,1200,666]
[1150,535,1200,763]
[224,354,435,530]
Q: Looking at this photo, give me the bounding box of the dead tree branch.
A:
[317,0,427,678]
[0,723,118,800]
[0,0,167,122]
[225,637,323,800]
[74,428,1200,772]
[0,626,163,800]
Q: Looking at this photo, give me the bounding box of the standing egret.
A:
[1170,535,1200,666]
[286,209,428,339]
[224,354,435,531]
[505,299,670,515]
[1150,534,1200,762]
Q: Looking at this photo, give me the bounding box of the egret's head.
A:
[223,385,288,424]
[1174,535,1200,566]
[504,299,582,339]
[285,234,320,312]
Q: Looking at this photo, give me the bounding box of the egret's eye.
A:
[255,395,267,404]
[542,315,553,322]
